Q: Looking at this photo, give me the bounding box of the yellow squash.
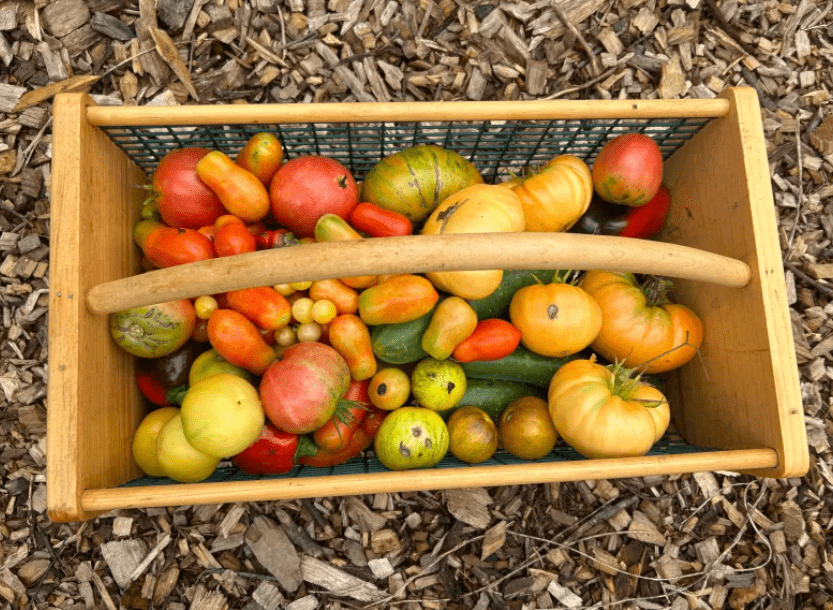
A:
[421,184,525,300]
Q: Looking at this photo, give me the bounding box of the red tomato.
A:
[150,148,226,229]
[214,222,257,257]
[269,156,359,238]
[259,342,351,434]
[143,227,216,268]
[592,133,663,207]
[231,422,310,475]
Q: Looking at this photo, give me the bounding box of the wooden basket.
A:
[47,87,808,522]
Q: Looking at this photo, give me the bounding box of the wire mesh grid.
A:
[122,432,723,488]
[100,116,712,182]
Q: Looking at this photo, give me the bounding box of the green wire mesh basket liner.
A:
[100,116,711,182]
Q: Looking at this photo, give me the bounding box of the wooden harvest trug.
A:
[48,88,807,522]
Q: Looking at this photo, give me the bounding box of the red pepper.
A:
[135,370,170,406]
[232,422,317,475]
[452,319,522,363]
[349,202,413,238]
[571,184,670,239]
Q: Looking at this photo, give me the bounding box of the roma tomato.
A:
[348,202,413,237]
[196,151,270,222]
[328,314,377,381]
[207,309,277,375]
[225,287,291,331]
[269,156,359,238]
[579,271,703,373]
[314,214,376,289]
[509,280,602,358]
[451,319,522,363]
[149,148,226,230]
[259,342,352,434]
[548,358,670,458]
[357,274,439,326]
[236,132,283,185]
[592,133,663,207]
[142,225,216,268]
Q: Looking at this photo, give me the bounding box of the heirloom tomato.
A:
[548,358,670,459]
[149,148,226,229]
[259,342,352,434]
[592,133,663,207]
[579,271,703,373]
[269,156,359,238]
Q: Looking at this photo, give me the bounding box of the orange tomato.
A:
[207,309,276,375]
[328,314,377,381]
[142,226,216,268]
[509,282,601,357]
[196,151,270,222]
[580,271,703,373]
[225,287,292,331]
[236,132,283,185]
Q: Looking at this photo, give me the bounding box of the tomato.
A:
[207,309,277,375]
[214,222,256,257]
[579,271,703,373]
[299,404,387,468]
[504,155,593,232]
[571,185,671,239]
[231,422,315,475]
[135,341,205,405]
[508,281,602,357]
[548,358,670,458]
[499,396,558,460]
[149,148,226,230]
[451,319,522,363]
[269,156,359,238]
[225,287,291,331]
[328,314,377,381]
[110,299,196,358]
[360,144,483,223]
[348,202,413,237]
[142,226,216,268]
[236,132,283,185]
[259,342,352,434]
[196,151,271,223]
[592,133,663,207]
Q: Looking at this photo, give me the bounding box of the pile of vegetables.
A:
[118,130,703,482]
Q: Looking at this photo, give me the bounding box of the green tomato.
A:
[374,406,449,470]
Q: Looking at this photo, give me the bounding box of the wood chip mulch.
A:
[1,0,832,608]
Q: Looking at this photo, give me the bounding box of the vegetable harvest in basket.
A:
[116,131,701,482]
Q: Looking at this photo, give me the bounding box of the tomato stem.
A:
[640,275,673,307]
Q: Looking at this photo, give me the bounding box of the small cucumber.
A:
[458,346,575,388]
[467,269,559,320]
[370,308,434,364]
[445,379,544,421]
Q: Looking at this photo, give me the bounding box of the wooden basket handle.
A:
[86,233,752,315]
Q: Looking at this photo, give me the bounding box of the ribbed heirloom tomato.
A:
[579,271,703,373]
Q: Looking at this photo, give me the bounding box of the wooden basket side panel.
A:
[659,87,807,478]
[48,93,146,522]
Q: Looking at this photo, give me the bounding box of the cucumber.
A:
[458,346,575,388]
[445,379,544,421]
[370,308,435,364]
[467,269,559,320]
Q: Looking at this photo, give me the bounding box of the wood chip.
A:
[627,511,667,546]
[299,555,386,602]
[245,516,302,593]
[481,520,507,561]
[12,75,100,113]
[148,26,199,101]
[446,488,492,529]
[100,539,148,589]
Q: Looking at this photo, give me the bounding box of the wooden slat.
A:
[79,448,778,513]
[47,93,147,523]
[659,87,808,479]
[85,233,752,315]
[86,98,732,126]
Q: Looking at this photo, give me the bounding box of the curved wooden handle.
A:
[86,233,752,315]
